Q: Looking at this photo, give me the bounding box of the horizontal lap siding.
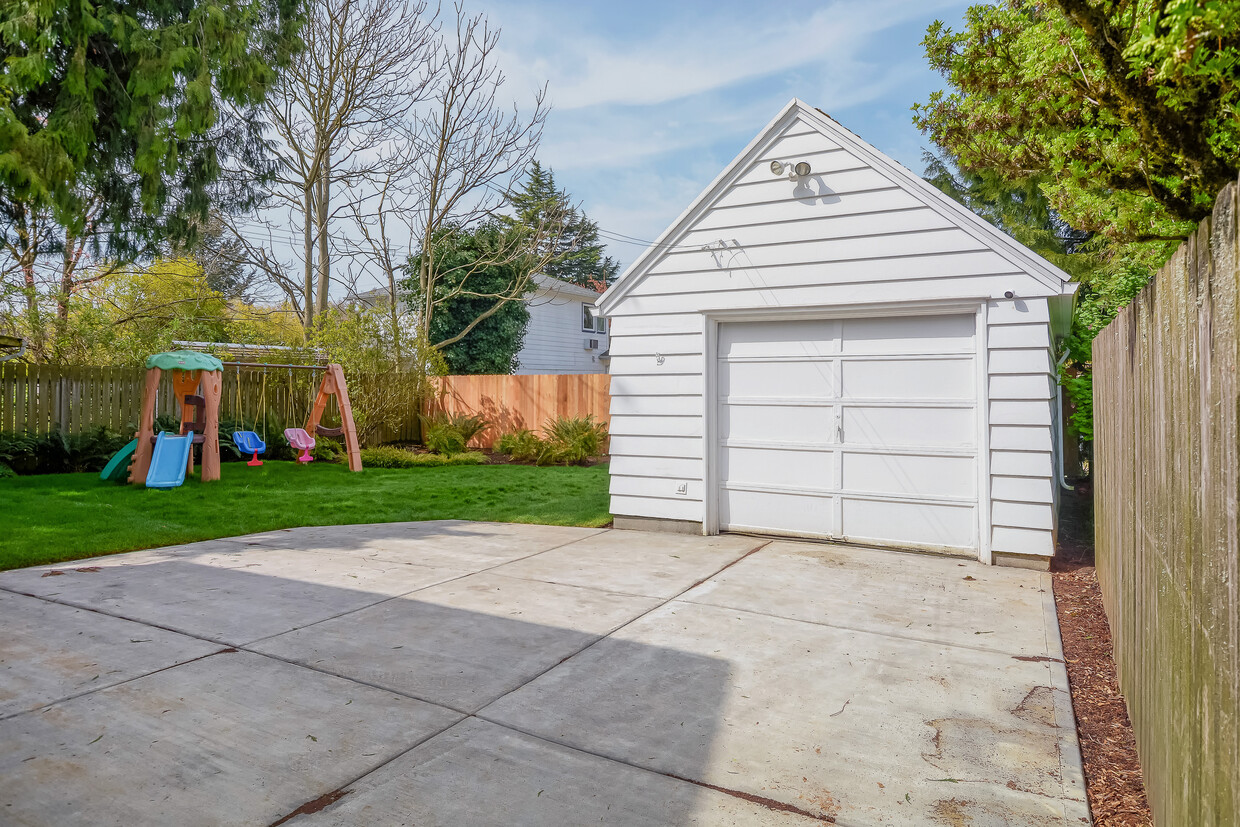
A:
[605,114,1062,547]
[986,315,1056,557]
[516,287,607,374]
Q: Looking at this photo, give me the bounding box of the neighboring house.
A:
[354,274,608,375]
[515,274,609,375]
[596,99,1077,570]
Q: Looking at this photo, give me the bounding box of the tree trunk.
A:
[315,153,331,314]
[303,184,316,328]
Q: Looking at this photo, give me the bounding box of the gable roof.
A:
[533,273,603,299]
[598,99,1076,315]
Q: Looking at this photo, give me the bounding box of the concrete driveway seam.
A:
[674,595,1056,660]
[237,528,617,649]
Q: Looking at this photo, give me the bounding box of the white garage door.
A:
[717,314,979,551]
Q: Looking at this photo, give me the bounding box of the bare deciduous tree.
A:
[344,4,564,359]
[229,0,439,329]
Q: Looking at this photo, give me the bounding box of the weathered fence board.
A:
[1093,176,1240,826]
[0,363,419,444]
[429,373,612,448]
[1,364,607,448]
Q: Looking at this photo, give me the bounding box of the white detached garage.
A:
[597,100,1077,569]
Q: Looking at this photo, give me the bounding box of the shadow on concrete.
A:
[0,525,788,825]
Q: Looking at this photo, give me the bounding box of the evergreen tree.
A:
[505,161,619,287]
[405,223,531,375]
[0,0,305,258]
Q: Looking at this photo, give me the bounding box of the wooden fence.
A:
[429,373,611,448]
[1093,177,1239,825]
[0,365,610,449]
[0,362,419,444]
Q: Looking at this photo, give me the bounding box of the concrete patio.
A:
[0,521,1088,825]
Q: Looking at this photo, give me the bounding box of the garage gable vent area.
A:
[598,99,1078,569]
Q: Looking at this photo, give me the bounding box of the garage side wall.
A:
[606,113,1060,560]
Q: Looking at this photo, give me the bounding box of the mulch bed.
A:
[1052,488,1153,826]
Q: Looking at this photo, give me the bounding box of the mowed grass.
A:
[0,461,612,570]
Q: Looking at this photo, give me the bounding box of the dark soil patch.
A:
[1052,489,1152,826]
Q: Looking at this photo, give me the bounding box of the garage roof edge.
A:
[597,99,1075,315]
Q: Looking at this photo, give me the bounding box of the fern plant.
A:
[419,411,489,456]
[495,429,544,462]
[540,415,608,465]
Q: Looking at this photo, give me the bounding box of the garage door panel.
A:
[717,314,979,552]
[841,358,973,401]
[842,498,976,550]
[840,314,974,353]
[719,320,836,358]
[842,406,975,448]
[720,360,836,398]
[721,404,833,444]
[720,489,835,538]
[722,446,835,491]
[841,452,975,499]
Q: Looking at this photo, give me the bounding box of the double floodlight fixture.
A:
[770,159,812,178]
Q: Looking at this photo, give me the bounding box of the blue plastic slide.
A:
[146,431,193,489]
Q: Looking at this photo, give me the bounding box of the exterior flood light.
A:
[770,160,812,178]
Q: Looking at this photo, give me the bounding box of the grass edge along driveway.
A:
[1,462,611,571]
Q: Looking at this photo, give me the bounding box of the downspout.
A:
[1055,349,1073,491]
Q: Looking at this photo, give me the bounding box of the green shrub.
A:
[360,446,486,468]
[420,411,488,456]
[424,423,467,456]
[0,432,39,474]
[0,463,15,479]
[0,427,133,474]
[310,437,343,463]
[435,451,487,466]
[541,415,608,465]
[495,429,544,462]
[360,446,416,468]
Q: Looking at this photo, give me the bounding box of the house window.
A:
[582,303,606,334]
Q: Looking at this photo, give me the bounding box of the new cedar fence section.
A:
[1093,178,1239,825]
[0,363,417,444]
[429,373,611,448]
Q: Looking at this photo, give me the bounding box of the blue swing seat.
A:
[232,431,266,466]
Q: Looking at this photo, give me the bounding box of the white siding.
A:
[514,284,609,375]
[603,107,1065,561]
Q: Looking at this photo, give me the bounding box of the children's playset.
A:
[102,352,362,488]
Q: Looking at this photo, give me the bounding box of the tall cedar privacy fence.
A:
[1093,177,1239,826]
[428,373,611,448]
[0,363,419,444]
[0,366,611,449]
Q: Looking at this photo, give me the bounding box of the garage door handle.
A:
[835,412,843,443]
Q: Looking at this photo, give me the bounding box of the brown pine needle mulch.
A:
[1052,488,1153,826]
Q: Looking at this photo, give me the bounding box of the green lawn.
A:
[0,461,612,571]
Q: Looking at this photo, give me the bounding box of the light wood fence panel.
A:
[429,373,611,448]
[1093,177,1239,826]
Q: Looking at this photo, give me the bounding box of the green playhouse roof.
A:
[144,350,224,372]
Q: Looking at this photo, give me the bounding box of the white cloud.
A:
[493,0,967,111]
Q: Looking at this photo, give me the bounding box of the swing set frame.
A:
[222,361,362,472]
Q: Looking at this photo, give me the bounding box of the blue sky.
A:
[484,0,976,270]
